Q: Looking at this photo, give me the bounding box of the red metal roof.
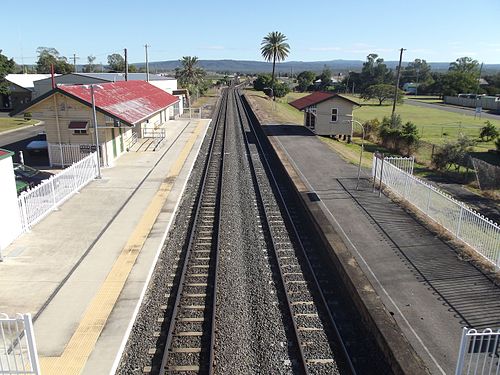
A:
[289,92,359,111]
[0,149,14,160]
[68,121,88,129]
[59,81,179,125]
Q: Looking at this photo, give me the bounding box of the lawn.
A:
[343,95,500,150]
[0,118,39,133]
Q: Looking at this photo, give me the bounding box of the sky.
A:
[2,0,500,66]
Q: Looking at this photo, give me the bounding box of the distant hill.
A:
[134,59,500,75]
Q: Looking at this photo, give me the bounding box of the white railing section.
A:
[125,132,138,150]
[455,328,500,375]
[17,152,99,232]
[0,313,40,375]
[373,154,500,268]
[180,107,202,119]
[48,143,108,167]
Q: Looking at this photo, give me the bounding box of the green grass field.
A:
[0,118,38,133]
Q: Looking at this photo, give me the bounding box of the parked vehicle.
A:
[13,163,53,189]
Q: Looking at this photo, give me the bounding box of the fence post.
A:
[425,188,432,214]
[378,155,385,197]
[456,205,464,239]
[50,177,57,210]
[455,327,468,375]
[23,314,41,375]
[372,154,379,192]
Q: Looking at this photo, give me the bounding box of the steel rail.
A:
[159,88,228,375]
[231,89,309,374]
[236,89,357,374]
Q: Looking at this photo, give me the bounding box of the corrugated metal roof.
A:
[59,81,179,125]
[289,92,359,110]
[75,73,175,82]
[5,74,54,89]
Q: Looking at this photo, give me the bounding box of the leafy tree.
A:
[83,55,96,73]
[36,47,73,74]
[440,70,477,96]
[273,81,290,98]
[128,64,138,73]
[107,53,125,72]
[260,31,290,94]
[449,57,479,73]
[175,56,206,89]
[479,121,499,142]
[253,73,273,91]
[0,50,16,95]
[378,115,420,155]
[495,137,500,151]
[361,84,404,105]
[432,135,475,171]
[296,70,316,92]
[401,59,432,91]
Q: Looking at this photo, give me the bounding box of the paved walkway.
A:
[0,119,211,374]
[265,124,500,375]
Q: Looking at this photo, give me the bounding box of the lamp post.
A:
[345,118,365,190]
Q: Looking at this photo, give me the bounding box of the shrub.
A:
[363,118,380,141]
[495,137,500,151]
[479,120,499,142]
[432,135,476,171]
[23,112,32,121]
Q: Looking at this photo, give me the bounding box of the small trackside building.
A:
[289,92,359,137]
[10,80,179,167]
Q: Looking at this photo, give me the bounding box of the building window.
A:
[68,121,89,135]
[331,108,338,122]
[73,129,88,135]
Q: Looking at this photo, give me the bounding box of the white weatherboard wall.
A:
[0,153,22,252]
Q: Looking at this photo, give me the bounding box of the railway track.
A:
[232,89,354,375]
[158,89,228,374]
[119,85,391,374]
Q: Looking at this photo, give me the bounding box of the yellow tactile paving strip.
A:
[39,121,206,375]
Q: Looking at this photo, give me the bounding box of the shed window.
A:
[68,121,88,135]
[331,108,338,122]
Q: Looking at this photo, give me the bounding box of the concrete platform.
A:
[263,124,500,375]
[0,119,211,374]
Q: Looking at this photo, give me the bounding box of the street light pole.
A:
[345,118,365,190]
[90,85,102,179]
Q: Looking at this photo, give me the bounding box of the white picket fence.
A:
[48,143,109,167]
[373,154,500,268]
[456,328,500,375]
[18,152,99,232]
[0,313,40,375]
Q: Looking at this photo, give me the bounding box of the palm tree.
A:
[260,31,290,95]
[175,56,206,88]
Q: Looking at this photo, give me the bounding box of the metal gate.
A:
[0,313,40,375]
[456,327,500,375]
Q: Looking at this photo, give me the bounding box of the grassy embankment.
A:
[0,118,39,133]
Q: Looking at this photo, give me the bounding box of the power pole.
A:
[391,48,406,120]
[73,53,80,73]
[124,48,128,81]
[144,44,150,82]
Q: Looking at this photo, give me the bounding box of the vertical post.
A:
[19,151,24,165]
[426,186,432,214]
[73,53,77,73]
[91,85,102,179]
[144,44,150,82]
[23,314,41,375]
[379,154,385,197]
[456,205,464,239]
[391,48,405,119]
[20,193,29,232]
[455,327,469,375]
[50,177,57,209]
[124,48,128,81]
[372,154,378,192]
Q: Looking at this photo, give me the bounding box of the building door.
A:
[111,128,117,158]
[306,112,316,131]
